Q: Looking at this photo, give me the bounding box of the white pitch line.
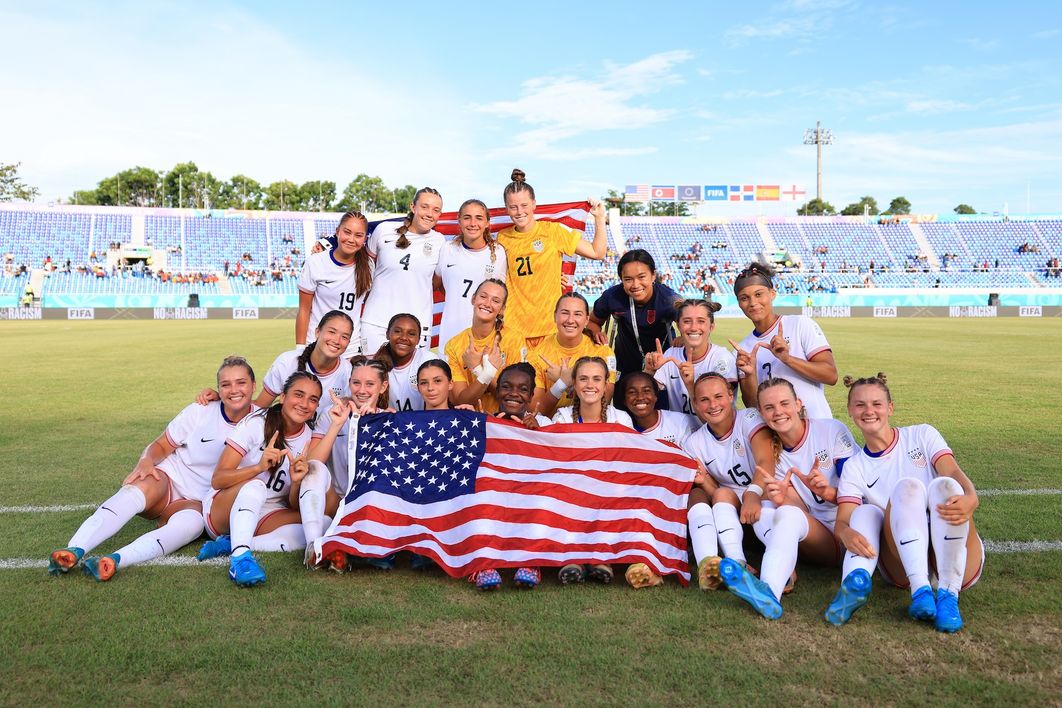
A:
[983,540,1062,553]
[0,556,226,570]
[0,504,97,513]
[979,488,1062,497]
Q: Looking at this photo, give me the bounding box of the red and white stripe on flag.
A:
[318,417,696,584]
[429,201,589,347]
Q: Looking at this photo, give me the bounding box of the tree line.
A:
[797,195,977,216]
[65,162,419,213]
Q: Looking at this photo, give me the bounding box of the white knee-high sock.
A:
[842,504,883,579]
[67,485,147,553]
[252,524,306,552]
[687,503,717,564]
[230,480,267,556]
[713,502,746,563]
[752,502,776,545]
[889,477,930,594]
[298,461,329,546]
[112,508,204,567]
[761,505,808,601]
[928,477,969,595]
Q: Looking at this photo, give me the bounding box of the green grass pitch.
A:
[0,318,1059,705]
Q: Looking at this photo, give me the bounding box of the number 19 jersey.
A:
[297,248,371,350]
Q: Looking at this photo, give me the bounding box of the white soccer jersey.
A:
[361,222,445,342]
[654,344,736,414]
[682,408,768,492]
[158,402,260,502]
[388,348,436,412]
[552,405,634,427]
[738,315,833,419]
[297,248,370,352]
[636,409,700,446]
[261,349,351,421]
[838,424,953,510]
[224,412,314,506]
[774,417,856,529]
[435,240,508,354]
[312,411,357,496]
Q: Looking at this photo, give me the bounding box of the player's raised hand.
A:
[764,468,793,506]
[196,388,220,405]
[462,336,480,371]
[588,199,605,218]
[677,346,697,386]
[328,390,351,425]
[522,403,541,430]
[768,320,790,363]
[287,449,309,483]
[487,335,504,370]
[259,431,284,471]
[643,338,667,373]
[728,338,760,377]
[792,458,830,497]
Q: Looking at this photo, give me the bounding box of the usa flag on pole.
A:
[315,410,697,584]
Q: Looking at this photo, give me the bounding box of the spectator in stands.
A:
[587,249,681,378]
[21,285,34,307]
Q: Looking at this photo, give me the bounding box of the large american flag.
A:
[315,410,697,583]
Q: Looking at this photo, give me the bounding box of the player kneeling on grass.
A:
[824,373,983,632]
[198,372,327,587]
[719,377,856,620]
[49,356,258,581]
[678,372,774,591]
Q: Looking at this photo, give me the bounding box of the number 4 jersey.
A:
[681,408,768,492]
[298,248,374,353]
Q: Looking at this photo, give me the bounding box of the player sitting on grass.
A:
[825,373,983,633]
[49,356,258,581]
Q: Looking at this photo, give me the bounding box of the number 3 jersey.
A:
[837,424,953,510]
[224,412,314,505]
[775,417,856,529]
[298,248,373,353]
[737,314,833,419]
[681,408,767,492]
[158,401,260,502]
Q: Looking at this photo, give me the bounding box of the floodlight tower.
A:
[803,121,834,202]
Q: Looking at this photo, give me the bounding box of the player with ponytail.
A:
[446,279,522,412]
[825,373,982,632]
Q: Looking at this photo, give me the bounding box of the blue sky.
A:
[2,0,1060,215]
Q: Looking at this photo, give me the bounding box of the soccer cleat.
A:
[48,547,84,576]
[558,564,586,585]
[587,564,614,584]
[197,535,232,561]
[228,551,266,587]
[934,589,963,633]
[82,553,120,582]
[513,567,541,589]
[324,550,349,574]
[824,569,872,626]
[365,554,396,570]
[720,557,783,620]
[908,585,937,622]
[470,568,502,591]
[625,563,664,589]
[697,556,722,591]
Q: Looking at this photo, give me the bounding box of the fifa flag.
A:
[703,185,727,201]
[625,184,649,203]
[651,185,676,201]
[678,185,701,202]
[316,410,697,584]
[756,185,781,201]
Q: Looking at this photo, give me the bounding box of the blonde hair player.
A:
[361,188,445,354]
[296,210,373,357]
[49,357,259,581]
[497,169,607,349]
[719,377,856,620]
[824,373,982,633]
[434,198,508,355]
[446,279,523,413]
[680,372,774,591]
[728,262,837,417]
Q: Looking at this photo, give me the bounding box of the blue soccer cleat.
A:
[228,551,266,587]
[82,553,120,582]
[908,585,937,622]
[364,553,396,570]
[720,557,783,620]
[824,569,872,626]
[197,535,232,561]
[48,546,84,576]
[513,567,541,589]
[934,589,963,633]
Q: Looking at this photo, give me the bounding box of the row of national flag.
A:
[624,184,807,203]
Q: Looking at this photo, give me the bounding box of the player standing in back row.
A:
[729,262,838,417]
[496,169,608,349]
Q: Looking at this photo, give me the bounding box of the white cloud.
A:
[960,37,1000,51]
[722,89,786,100]
[471,51,693,161]
[905,99,972,115]
[1033,28,1060,39]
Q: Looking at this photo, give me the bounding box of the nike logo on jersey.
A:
[200,437,215,443]
[446,264,456,268]
[383,240,394,244]
[669,375,679,380]
[320,279,337,284]
[899,538,917,546]
[867,478,879,488]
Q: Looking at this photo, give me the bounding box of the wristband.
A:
[745,483,764,497]
[475,362,496,385]
[550,378,569,399]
